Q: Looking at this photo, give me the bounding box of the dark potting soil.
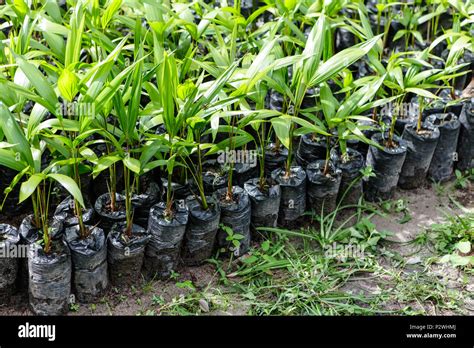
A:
[107,222,150,287]
[201,159,228,193]
[244,178,281,235]
[144,201,188,279]
[28,240,71,315]
[306,160,342,216]
[65,225,108,303]
[427,113,462,182]
[264,143,288,176]
[0,224,19,302]
[271,166,307,225]
[183,196,220,266]
[365,133,408,202]
[216,186,251,257]
[399,123,440,189]
[94,193,127,233]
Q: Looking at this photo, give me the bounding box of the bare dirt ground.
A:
[341,182,474,315]
[1,181,472,316]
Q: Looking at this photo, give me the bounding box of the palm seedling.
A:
[0,104,85,253]
[271,14,382,176]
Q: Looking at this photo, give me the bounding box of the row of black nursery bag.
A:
[0,96,473,315]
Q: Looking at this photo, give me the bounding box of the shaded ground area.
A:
[1,179,473,316]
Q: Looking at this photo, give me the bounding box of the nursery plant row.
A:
[0,0,473,315]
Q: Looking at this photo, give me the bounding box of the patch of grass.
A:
[209,210,471,315]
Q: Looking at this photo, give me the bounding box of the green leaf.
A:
[320,82,338,124]
[123,156,141,175]
[309,35,382,87]
[19,173,44,203]
[271,117,291,149]
[405,88,439,99]
[0,149,27,171]
[0,103,33,166]
[65,3,85,67]
[92,155,121,178]
[48,173,85,208]
[15,55,58,113]
[58,68,79,102]
[102,0,122,29]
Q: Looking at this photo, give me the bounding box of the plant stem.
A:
[323,135,331,175]
[226,115,236,201]
[124,164,132,237]
[196,139,208,210]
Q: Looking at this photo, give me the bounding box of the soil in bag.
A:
[94,193,127,234]
[28,239,71,315]
[427,113,462,182]
[216,186,251,257]
[201,159,229,193]
[306,160,342,216]
[107,222,150,287]
[17,214,64,293]
[264,143,288,176]
[65,225,108,303]
[131,177,160,228]
[365,133,408,202]
[399,123,440,189]
[55,196,95,228]
[183,196,220,266]
[0,224,20,302]
[144,201,188,279]
[271,166,306,226]
[336,148,365,207]
[296,134,328,168]
[456,101,474,171]
[244,178,281,238]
